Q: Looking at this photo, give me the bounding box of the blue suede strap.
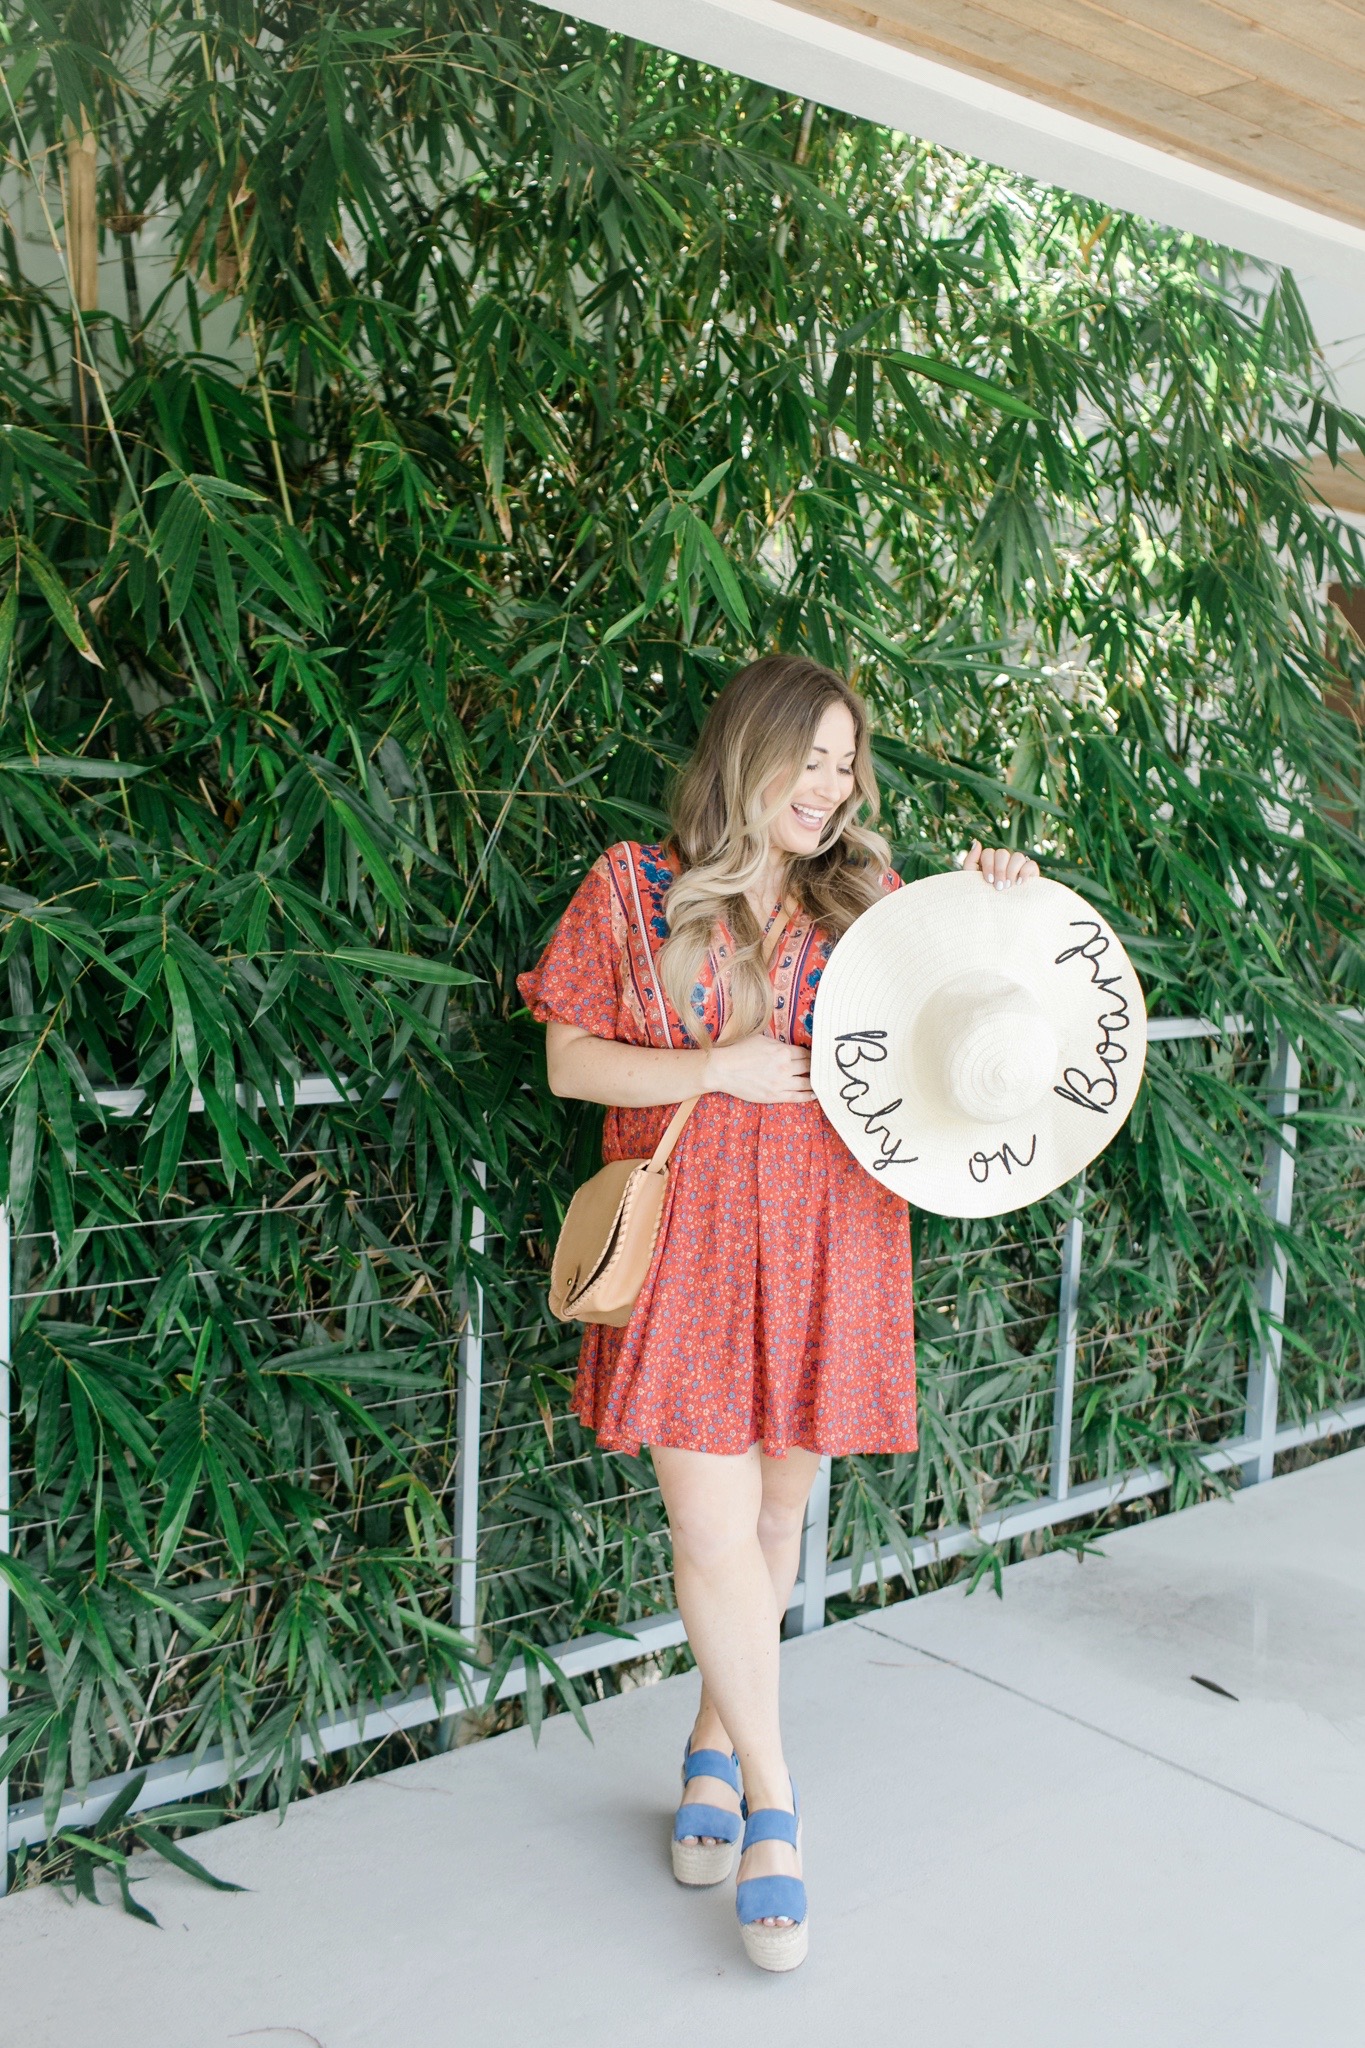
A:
[737,1875,807,1927]
[741,1806,799,1850]
[673,1802,742,1844]
[682,1744,741,1793]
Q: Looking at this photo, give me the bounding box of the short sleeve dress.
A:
[518,842,917,1459]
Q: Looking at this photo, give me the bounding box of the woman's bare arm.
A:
[545,840,1040,1111]
[546,1021,814,1107]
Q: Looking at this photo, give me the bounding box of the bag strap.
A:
[648,1095,705,1171]
[647,897,797,1170]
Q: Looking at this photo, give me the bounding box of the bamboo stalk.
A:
[192,3,295,526]
[105,101,145,354]
[2,73,216,711]
[64,110,98,433]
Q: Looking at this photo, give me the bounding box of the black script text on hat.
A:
[1052,921,1133,1117]
[834,1031,918,1173]
[968,1134,1039,1184]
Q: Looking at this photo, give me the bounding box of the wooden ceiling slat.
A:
[849,0,1238,100]
[1255,0,1365,35]
[1086,0,1365,108]
[792,0,1365,225]
[966,0,1249,97]
[1205,82,1365,178]
[1305,451,1365,514]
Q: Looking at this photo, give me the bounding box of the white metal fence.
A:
[4,1015,1364,1869]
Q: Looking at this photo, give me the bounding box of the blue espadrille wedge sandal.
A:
[735,1783,807,1972]
[671,1740,743,1886]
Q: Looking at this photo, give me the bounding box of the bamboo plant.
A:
[2,0,1365,1891]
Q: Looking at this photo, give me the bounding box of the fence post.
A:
[784,1455,831,1637]
[451,1163,487,1639]
[1,1204,11,1893]
[1050,1175,1085,1503]
[1243,1033,1301,1486]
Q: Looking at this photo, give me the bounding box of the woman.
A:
[519,655,1038,1971]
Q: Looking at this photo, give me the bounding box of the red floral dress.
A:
[518,842,917,1458]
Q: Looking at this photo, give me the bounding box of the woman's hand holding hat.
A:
[963,840,1040,891]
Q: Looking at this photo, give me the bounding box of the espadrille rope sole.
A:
[671,1834,736,1886]
[736,1805,806,1972]
[739,1916,809,1972]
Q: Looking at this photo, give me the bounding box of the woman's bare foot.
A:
[676,1714,742,1848]
[736,1782,801,1927]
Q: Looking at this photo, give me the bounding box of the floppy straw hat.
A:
[811,870,1147,1219]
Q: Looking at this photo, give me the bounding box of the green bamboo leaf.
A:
[203,1445,246,1572]
[0,1554,68,1665]
[6,1065,39,1216]
[266,1343,435,1383]
[400,1607,477,1663]
[826,350,853,420]
[873,349,1042,419]
[19,541,102,665]
[327,798,407,913]
[522,1649,544,1740]
[114,1866,161,1926]
[533,1644,593,1742]
[161,955,200,1082]
[682,459,732,504]
[0,580,17,676]
[135,1824,247,1893]
[693,517,751,633]
[66,1768,148,1842]
[600,601,649,645]
[855,352,875,443]
[1,46,43,107]
[323,946,477,985]
[155,1452,205,1578]
[7,755,148,780]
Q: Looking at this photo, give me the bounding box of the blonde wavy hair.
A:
[659,655,891,1041]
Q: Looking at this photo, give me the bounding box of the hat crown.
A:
[916,971,1058,1125]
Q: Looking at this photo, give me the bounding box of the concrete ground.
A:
[6,1448,1365,2048]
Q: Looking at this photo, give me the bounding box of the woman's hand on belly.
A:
[709,1033,814,1104]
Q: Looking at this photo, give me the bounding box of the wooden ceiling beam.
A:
[787,0,1365,226]
[1305,452,1365,516]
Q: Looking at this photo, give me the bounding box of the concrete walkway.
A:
[7,1449,1365,2048]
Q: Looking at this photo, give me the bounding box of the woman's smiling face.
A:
[763,700,858,859]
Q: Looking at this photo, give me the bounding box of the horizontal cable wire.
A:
[14,1255,466,1309]
[6,1334,1233,1537]
[478,1486,665,1539]
[24,1313,472,1359]
[479,1579,678,1635]
[12,1185,439,1250]
[11,1341,1203,1531]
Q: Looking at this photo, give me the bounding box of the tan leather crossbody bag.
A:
[549,907,792,1328]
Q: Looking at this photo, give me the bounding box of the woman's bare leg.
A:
[656,1444,822,1922]
[690,1445,821,1749]
[758,1446,825,1610]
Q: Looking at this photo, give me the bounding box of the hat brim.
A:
[811,871,1147,1219]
